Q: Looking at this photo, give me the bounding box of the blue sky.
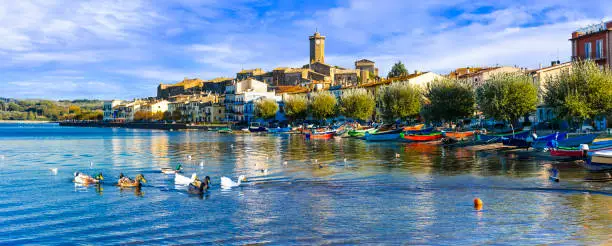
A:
[1,0,610,100]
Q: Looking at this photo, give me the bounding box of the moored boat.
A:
[402,132,444,142]
[364,128,403,142]
[585,150,612,170]
[477,130,530,142]
[444,131,474,140]
[348,128,377,137]
[305,131,334,139]
[267,127,291,133]
[248,122,267,132]
[403,124,424,131]
[550,133,599,148]
[504,132,567,148]
[550,141,612,157]
[218,127,232,134]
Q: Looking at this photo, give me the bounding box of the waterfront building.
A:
[570,20,612,69]
[204,102,225,123]
[103,100,123,121]
[225,78,276,123]
[529,61,572,124]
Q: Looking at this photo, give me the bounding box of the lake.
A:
[0,123,610,245]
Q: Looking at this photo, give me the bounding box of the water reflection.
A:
[1,124,612,244]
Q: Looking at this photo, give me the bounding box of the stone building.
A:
[236,68,266,80]
[309,31,325,64]
[355,59,378,83]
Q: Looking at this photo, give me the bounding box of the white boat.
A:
[585,150,612,171]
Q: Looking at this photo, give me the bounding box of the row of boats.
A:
[304,123,612,171]
[214,122,612,171]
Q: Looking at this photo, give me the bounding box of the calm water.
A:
[0,123,611,245]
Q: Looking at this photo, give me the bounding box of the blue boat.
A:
[549,133,599,148]
[267,127,291,133]
[364,128,403,142]
[248,122,267,132]
[585,150,612,171]
[505,132,567,148]
[404,127,434,134]
[478,130,530,142]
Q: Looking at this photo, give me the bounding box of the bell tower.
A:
[309,31,325,64]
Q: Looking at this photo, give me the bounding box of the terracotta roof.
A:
[457,67,499,79]
[275,85,310,94]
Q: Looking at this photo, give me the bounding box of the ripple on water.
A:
[0,124,611,244]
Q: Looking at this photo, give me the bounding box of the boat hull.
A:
[478,130,530,142]
[585,151,612,170]
[403,133,443,142]
[306,132,334,139]
[348,128,377,137]
[444,131,474,139]
[364,129,403,142]
[552,133,599,148]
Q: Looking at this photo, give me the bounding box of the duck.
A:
[220,175,247,189]
[117,173,147,188]
[74,172,103,185]
[175,173,197,185]
[161,164,182,174]
[188,176,211,194]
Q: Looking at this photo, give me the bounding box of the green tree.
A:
[26,111,36,120]
[7,102,23,112]
[423,78,475,122]
[340,88,375,121]
[476,72,538,128]
[283,94,308,122]
[68,105,81,115]
[309,91,337,121]
[544,60,612,126]
[254,98,279,120]
[387,61,408,78]
[377,81,422,122]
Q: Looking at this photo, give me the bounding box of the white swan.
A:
[175,173,197,185]
[220,175,247,188]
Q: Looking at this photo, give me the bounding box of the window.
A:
[596,39,604,59]
[585,42,592,59]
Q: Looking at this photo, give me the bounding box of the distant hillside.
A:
[0,98,104,121]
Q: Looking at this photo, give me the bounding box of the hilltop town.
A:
[100,23,611,129]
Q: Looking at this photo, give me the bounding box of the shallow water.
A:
[0,123,610,245]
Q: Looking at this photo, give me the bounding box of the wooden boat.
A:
[402,132,444,142]
[550,141,612,157]
[477,130,530,142]
[503,132,567,148]
[550,133,599,148]
[218,127,232,133]
[267,127,291,133]
[364,128,403,142]
[444,131,474,139]
[347,128,377,137]
[585,150,612,170]
[248,122,267,132]
[305,131,334,139]
[404,127,434,134]
[403,124,424,131]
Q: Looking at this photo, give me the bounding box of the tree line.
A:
[0,99,104,121]
[254,60,611,128]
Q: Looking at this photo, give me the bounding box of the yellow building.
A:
[309,31,325,64]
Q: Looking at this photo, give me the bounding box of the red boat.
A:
[444,131,474,139]
[306,132,334,139]
[403,132,443,142]
[550,149,584,157]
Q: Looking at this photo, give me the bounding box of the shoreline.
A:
[0,120,55,124]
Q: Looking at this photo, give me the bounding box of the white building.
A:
[225,78,276,123]
[103,100,123,121]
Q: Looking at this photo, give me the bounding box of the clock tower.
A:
[309,31,325,64]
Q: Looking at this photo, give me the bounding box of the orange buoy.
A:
[473,198,483,210]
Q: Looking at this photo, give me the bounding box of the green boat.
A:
[347,128,377,137]
[218,127,232,134]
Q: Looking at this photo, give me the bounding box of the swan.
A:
[220,175,247,188]
[175,173,197,185]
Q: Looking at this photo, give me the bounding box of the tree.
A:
[544,60,612,126]
[423,78,475,122]
[309,91,337,121]
[283,94,309,122]
[377,81,421,122]
[476,72,538,128]
[171,110,182,121]
[68,105,81,115]
[340,88,375,121]
[254,98,279,120]
[387,61,408,78]
[7,102,23,112]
